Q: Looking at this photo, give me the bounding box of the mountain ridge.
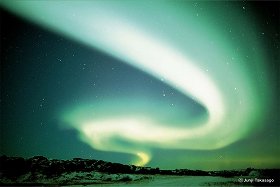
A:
[0,155,279,186]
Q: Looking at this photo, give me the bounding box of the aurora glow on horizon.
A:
[1,1,279,170]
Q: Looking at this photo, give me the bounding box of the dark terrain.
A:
[0,155,279,186]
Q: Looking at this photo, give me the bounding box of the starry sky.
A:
[0,1,279,170]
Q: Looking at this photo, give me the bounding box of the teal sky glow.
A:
[1,1,279,170]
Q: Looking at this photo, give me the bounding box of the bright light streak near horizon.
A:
[0,1,271,166]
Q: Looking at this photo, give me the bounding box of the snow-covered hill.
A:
[0,156,279,186]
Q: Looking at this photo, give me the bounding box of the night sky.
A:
[0,1,279,170]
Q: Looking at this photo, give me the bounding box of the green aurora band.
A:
[0,1,272,166]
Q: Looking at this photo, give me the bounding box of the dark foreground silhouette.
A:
[0,155,279,186]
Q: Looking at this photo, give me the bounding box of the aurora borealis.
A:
[0,1,279,170]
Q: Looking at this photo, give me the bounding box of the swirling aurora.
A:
[1,1,279,169]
